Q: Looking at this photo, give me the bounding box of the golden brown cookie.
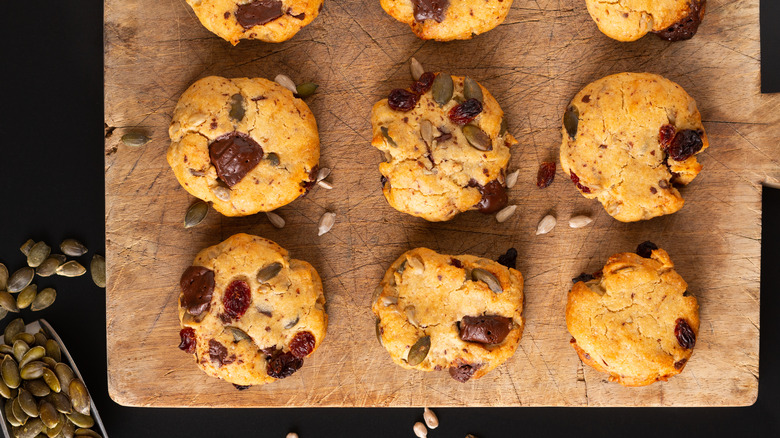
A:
[585,0,706,42]
[566,242,699,387]
[380,0,513,40]
[372,248,524,382]
[186,0,323,45]
[559,72,708,222]
[168,76,319,217]
[177,233,327,387]
[371,72,517,222]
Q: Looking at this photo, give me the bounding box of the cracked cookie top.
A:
[372,248,524,382]
[168,76,319,216]
[177,233,327,387]
[566,242,699,387]
[559,72,708,222]
[380,0,514,41]
[585,0,706,42]
[186,0,324,45]
[371,72,517,222]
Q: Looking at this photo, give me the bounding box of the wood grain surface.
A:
[104,0,779,407]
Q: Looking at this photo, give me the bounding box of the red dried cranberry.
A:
[569,172,591,193]
[178,328,196,354]
[659,124,676,150]
[636,241,658,258]
[674,318,696,349]
[667,129,704,161]
[450,258,463,269]
[289,331,316,358]
[266,349,304,379]
[223,280,251,321]
[537,161,556,188]
[300,165,319,195]
[448,98,483,125]
[497,248,517,269]
[388,89,419,112]
[411,72,435,94]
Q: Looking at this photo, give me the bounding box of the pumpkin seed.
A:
[536,214,557,235]
[463,76,483,102]
[406,336,430,366]
[212,186,231,202]
[33,332,47,347]
[18,387,38,417]
[67,412,95,429]
[228,93,245,121]
[506,169,519,189]
[13,332,35,345]
[121,132,150,147]
[20,361,48,380]
[4,318,25,342]
[90,255,106,289]
[45,340,62,363]
[0,343,12,355]
[36,255,66,278]
[380,126,397,147]
[54,364,74,395]
[14,417,45,438]
[274,74,297,94]
[68,379,90,415]
[19,346,45,369]
[46,392,72,414]
[420,120,433,145]
[62,420,76,438]
[266,152,280,167]
[283,316,299,330]
[564,105,579,139]
[20,240,35,257]
[8,267,35,292]
[227,327,252,343]
[184,200,209,229]
[26,242,51,268]
[462,125,492,151]
[60,239,87,257]
[4,397,21,426]
[46,416,65,437]
[56,261,85,278]
[42,368,60,393]
[0,308,7,320]
[31,288,57,311]
[12,396,27,424]
[17,285,37,310]
[405,306,418,327]
[42,356,58,369]
[432,73,454,106]
[75,429,102,438]
[2,355,21,388]
[499,118,508,136]
[257,263,282,283]
[295,82,318,98]
[39,400,59,428]
[24,379,50,397]
[496,205,517,223]
[0,263,7,290]
[471,268,503,294]
[265,211,285,229]
[410,57,424,81]
[0,290,20,312]
[318,212,336,236]
[0,375,11,398]
[13,340,30,362]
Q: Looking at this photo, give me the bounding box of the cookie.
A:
[559,72,708,222]
[371,72,517,222]
[380,0,513,40]
[585,0,706,42]
[177,233,327,387]
[186,0,323,45]
[566,242,699,387]
[168,76,319,217]
[372,248,524,382]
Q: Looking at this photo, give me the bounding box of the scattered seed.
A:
[27,242,51,268]
[410,57,424,81]
[407,336,430,366]
[261,212,285,230]
[424,407,439,429]
[569,215,593,229]
[274,74,297,94]
[506,170,519,189]
[432,73,454,106]
[0,291,20,313]
[316,168,331,182]
[414,421,428,438]
[463,76,483,102]
[471,268,502,294]
[56,261,85,278]
[0,263,7,290]
[283,316,300,330]
[496,205,517,223]
[91,255,106,288]
[8,267,35,293]
[121,132,150,147]
[60,239,88,257]
[256,262,282,283]
[380,126,397,147]
[228,93,245,121]
[318,212,336,236]
[536,214,557,235]
[36,255,66,278]
[19,239,35,257]
[212,186,231,202]
[317,180,333,190]
[462,125,492,151]
[563,105,579,140]
[184,200,209,228]
[31,288,56,311]
[16,285,37,310]
[296,82,318,98]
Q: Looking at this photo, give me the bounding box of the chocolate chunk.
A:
[412,0,449,23]
[653,0,706,41]
[209,132,264,187]
[636,241,658,258]
[449,361,477,383]
[674,358,688,370]
[288,11,305,20]
[468,180,508,214]
[266,349,304,379]
[180,266,215,316]
[236,0,284,29]
[233,384,251,390]
[571,272,594,284]
[208,339,234,367]
[459,315,513,344]
[497,248,517,269]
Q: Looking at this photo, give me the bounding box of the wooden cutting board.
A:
[103,0,778,407]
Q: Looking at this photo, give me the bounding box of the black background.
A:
[0,2,778,437]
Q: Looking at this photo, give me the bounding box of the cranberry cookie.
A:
[372,248,524,382]
[186,0,323,45]
[168,76,319,217]
[380,0,513,40]
[585,0,706,42]
[371,72,517,221]
[566,242,699,386]
[560,72,708,222]
[177,233,327,387]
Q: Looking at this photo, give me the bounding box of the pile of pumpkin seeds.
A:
[1,318,102,438]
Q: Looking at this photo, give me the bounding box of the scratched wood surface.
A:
[104,0,779,407]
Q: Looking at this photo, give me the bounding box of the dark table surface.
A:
[0,1,778,437]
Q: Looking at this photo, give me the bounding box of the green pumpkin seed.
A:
[184,200,208,229]
[5,395,21,426]
[432,73,454,106]
[563,105,579,140]
[12,332,35,345]
[45,340,61,363]
[54,364,74,395]
[121,132,150,147]
[34,332,47,348]
[17,285,37,310]
[61,420,76,438]
[462,125,492,152]
[24,379,50,397]
[256,262,282,283]
[406,336,431,366]
[0,263,8,290]
[0,308,7,321]
[20,361,46,380]
[75,429,102,438]
[90,254,106,288]
[20,346,45,369]
[12,396,27,423]
[18,387,38,417]
[45,415,65,437]
[0,290,20,312]
[228,93,245,121]
[42,368,60,393]
[46,392,72,414]
[8,267,35,293]
[60,239,88,257]
[499,118,508,136]
[283,316,299,330]
[0,344,12,354]
[31,288,56,311]
[0,375,11,398]
[266,152,280,167]
[4,318,25,341]
[56,261,85,278]
[13,417,45,438]
[13,340,30,362]
[463,76,483,102]
[39,400,59,428]
[380,126,397,147]
[295,82,318,98]
[226,327,252,343]
[68,379,90,415]
[27,242,51,268]
[67,412,94,429]
[471,268,503,294]
[20,240,35,257]
[36,255,66,278]
[42,357,58,369]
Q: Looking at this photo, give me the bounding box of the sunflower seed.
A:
[27,242,51,268]
[90,255,106,288]
[0,263,7,290]
[189,168,206,177]
[506,169,519,189]
[45,340,61,363]
[0,291,20,312]
[67,412,95,429]
[184,200,209,228]
[60,239,87,257]
[414,422,428,438]
[317,180,333,190]
[19,346,45,369]
[228,93,245,121]
[212,186,231,202]
[121,132,150,147]
[569,215,593,229]
[283,316,299,330]
[471,268,502,294]
[2,356,21,388]
[256,262,282,283]
[318,212,336,236]
[406,336,430,366]
[39,400,59,428]
[47,391,72,413]
[380,126,397,147]
[16,285,37,309]
[24,379,49,398]
[265,211,285,229]
[36,255,66,278]
[31,288,56,311]
[8,267,35,292]
[381,295,398,307]
[410,57,424,81]
[564,105,579,140]
[405,305,418,327]
[420,119,433,145]
[56,261,85,278]
[19,240,35,257]
[4,318,25,341]
[463,76,483,102]
[274,74,297,94]
[432,73,453,106]
[462,125,492,151]
[296,82,318,98]
[536,214,557,235]
[406,255,424,274]
[496,205,517,223]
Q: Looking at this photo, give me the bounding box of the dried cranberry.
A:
[300,165,318,195]
[674,318,696,349]
[497,248,517,269]
[388,89,419,112]
[450,258,463,269]
[636,241,659,258]
[571,272,594,284]
[537,162,556,188]
[448,98,483,125]
[569,172,591,193]
[178,328,196,354]
[289,331,316,358]
[223,280,251,321]
[659,124,676,150]
[411,72,435,94]
[667,129,704,161]
[266,349,304,379]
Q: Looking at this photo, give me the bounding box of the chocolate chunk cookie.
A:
[371,72,517,221]
[177,233,327,387]
[168,76,319,216]
[186,0,324,45]
[372,248,524,382]
[585,0,706,42]
[380,0,514,40]
[559,72,708,222]
[566,243,699,386]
